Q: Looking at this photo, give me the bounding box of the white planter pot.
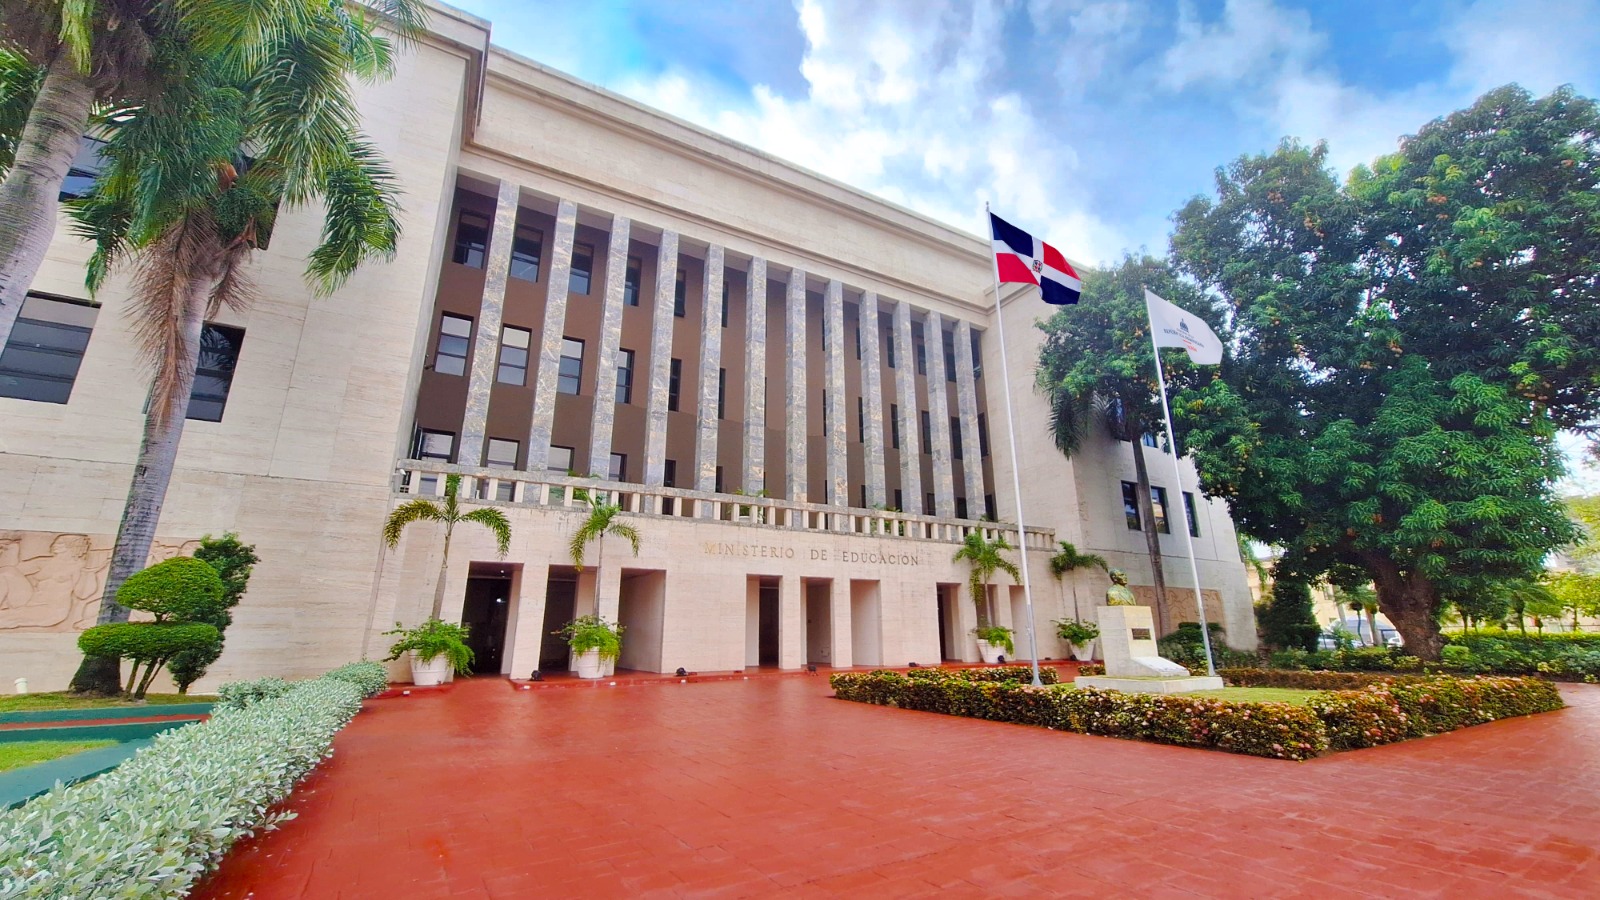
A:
[1070,641,1097,662]
[574,649,604,679]
[409,651,450,686]
[602,656,616,677]
[976,640,1005,664]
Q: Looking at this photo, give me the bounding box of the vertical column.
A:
[784,269,808,503]
[695,245,726,499]
[952,319,985,517]
[642,232,680,486]
[779,573,804,669]
[891,300,922,512]
[858,292,886,508]
[830,580,854,668]
[459,180,520,468]
[924,310,956,517]
[524,199,578,473]
[587,215,632,477]
[504,562,550,678]
[824,279,847,508]
[741,257,768,493]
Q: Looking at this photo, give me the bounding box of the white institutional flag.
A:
[1145,289,1222,365]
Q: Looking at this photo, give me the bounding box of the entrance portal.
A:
[538,574,577,672]
[936,585,960,661]
[757,580,779,666]
[462,572,512,674]
[804,579,833,665]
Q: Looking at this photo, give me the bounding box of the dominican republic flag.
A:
[989,212,1081,305]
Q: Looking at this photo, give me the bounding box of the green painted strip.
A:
[0,739,154,810]
[0,720,196,745]
[0,703,213,725]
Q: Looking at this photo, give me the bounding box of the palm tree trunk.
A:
[430,519,454,620]
[1131,440,1170,636]
[0,51,94,352]
[1366,607,1379,647]
[70,268,215,695]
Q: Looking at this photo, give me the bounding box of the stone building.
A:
[0,2,1254,690]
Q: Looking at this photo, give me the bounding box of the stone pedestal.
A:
[1075,606,1223,694]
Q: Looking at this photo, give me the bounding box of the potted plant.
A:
[1055,618,1100,661]
[560,615,623,679]
[973,625,1014,663]
[383,473,512,619]
[568,492,642,668]
[385,618,473,686]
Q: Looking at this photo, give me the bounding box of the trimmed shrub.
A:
[170,533,261,693]
[324,661,390,698]
[216,676,291,710]
[116,556,226,622]
[903,665,1060,685]
[78,622,221,699]
[0,666,369,897]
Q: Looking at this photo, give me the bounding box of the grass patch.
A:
[0,692,216,713]
[1178,687,1318,706]
[0,739,117,773]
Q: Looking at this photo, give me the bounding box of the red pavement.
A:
[193,675,1600,899]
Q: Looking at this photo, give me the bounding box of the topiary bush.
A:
[77,622,221,699]
[116,556,226,622]
[170,533,260,694]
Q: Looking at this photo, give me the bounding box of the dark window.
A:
[668,358,682,411]
[615,348,635,404]
[854,319,862,360]
[418,429,455,462]
[913,323,927,375]
[558,338,583,395]
[924,493,935,516]
[510,223,542,282]
[821,390,827,431]
[452,209,489,268]
[609,453,626,482]
[674,270,686,317]
[623,256,641,306]
[955,497,968,519]
[0,294,96,404]
[58,136,108,201]
[434,313,471,376]
[857,397,865,442]
[548,445,573,475]
[714,465,724,494]
[891,404,901,449]
[1184,491,1201,538]
[497,326,530,385]
[951,417,962,460]
[1122,481,1141,530]
[860,485,868,508]
[978,413,990,457]
[486,438,519,500]
[894,489,903,512]
[569,243,594,295]
[188,324,245,422]
[1152,485,1171,534]
[885,329,896,369]
[721,280,730,328]
[663,459,677,487]
[942,330,957,382]
[1142,432,1159,448]
[717,367,727,419]
[985,494,997,521]
[971,331,983,379]
[920,410,931,453]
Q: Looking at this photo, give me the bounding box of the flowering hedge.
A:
[0,662,387,898]
[906,665,1060,685]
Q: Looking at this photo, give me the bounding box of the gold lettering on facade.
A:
[697,540,921,566]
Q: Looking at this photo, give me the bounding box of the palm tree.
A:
[952,531,1021,627]
[384,474,512,620]
[1334,584,1381,646]
[569,494,642,618]
[66,0,426,694]
[1049,540,1108,621]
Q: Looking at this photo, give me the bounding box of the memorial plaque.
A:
[1130,627,1152,640]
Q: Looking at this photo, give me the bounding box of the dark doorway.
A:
[462,574,512,674]
[936,587,954,661]
[538,575,577,672]
[758,582,780,666]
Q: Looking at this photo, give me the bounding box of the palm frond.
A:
[304,135,401,294]
[0,48,43,177]
[1049,541,1108,578]
[383,498,444,547]
[607,521,642,557]
[569,516,604,571]
[124,210,223,422]
[462,507,512,558]
[1045,384,1090,456]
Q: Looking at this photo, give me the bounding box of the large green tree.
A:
[1170,86,1595,660]
[1035,255,1220,636]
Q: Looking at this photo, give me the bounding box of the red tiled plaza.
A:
[194,675,1600,898]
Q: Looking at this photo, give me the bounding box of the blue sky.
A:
[449,0,1600,490]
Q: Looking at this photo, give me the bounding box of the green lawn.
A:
[0,692,216,713]
[1178,687,1318,706]
[0,739,117,773]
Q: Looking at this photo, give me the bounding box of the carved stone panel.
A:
[0,532,200,633]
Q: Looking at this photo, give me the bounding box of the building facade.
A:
[0,3,1255,690]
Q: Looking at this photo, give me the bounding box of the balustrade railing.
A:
[393,459,1055,551]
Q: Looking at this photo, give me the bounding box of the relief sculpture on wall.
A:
[0,532,199,633]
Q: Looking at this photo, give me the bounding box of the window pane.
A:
[57,137,108,201]
[673,270,686,317]
[609,453,626,481]
[510,225,541,282]
[1184,492,1201,537]
[187,324,244,422]
[1152,486,1170,534]
[616,348,634,404]
[497,326,530,385]
[624,257,641,306]
[435,314,471,377]
[668,358,682,411]
[486,438,519,468]
[951,417,962,460]
[420,430,454,460]
[453,210,490,268]
[569,243,593,295]
[0,296,98,405]
[548,445,574,474]
[1122,482,1141,530]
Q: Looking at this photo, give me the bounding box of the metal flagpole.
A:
[1147,311,1217,677]
[985,201,1043,688]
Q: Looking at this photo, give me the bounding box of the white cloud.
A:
[1160,0,1322,91]
[1444,0,1600,98]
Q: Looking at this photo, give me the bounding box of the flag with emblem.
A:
[988,212,1081,305]
[1144,288,1222,365]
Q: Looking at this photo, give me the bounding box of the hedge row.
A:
[906,665,1060,684]
[0,661,388,898]
[831,670,1327,760]
[1271,642,1600,681]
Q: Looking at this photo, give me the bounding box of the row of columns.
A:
[454,181,987,516]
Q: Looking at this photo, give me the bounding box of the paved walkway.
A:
[193,676,1600,898]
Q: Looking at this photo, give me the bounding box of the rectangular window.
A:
[1142,432,1159,448]
[418,429,455,462]
[548,445,574,475]
[674,270,687,317]
[509,223,542,282]
[971,331,983,379]
[609,453,626,482]
[188,324,245,422]
[885,329,896,369]
[894,489,903,512]
[714,465,724,494]
[943,330,957,382]
[558,337,583,395]
[913,323,927,375]
[615,348,635,404]
[663,459,677,514]
[821,390,828,431]
[985,494,997,521]
[924,493,935,516]
[891,404,901,449]
[569,243,594,295]
[860,485,868,508]
[668,358,682,411]
[955,497,968,519]
[623,256,641,306]
[0,293,96,404]
[920,410,931,453]
[497,325,530,385]
[58,136,108,201]
[717,367,727,419]
[452,209,489,268]
[434,313,471,376]
[485,438,520,500]
[854,320,862,360]
[951,417,962,460]
[1122,481,1141,531]
[857,397,865,442]
[721,281,731,328]
[978,413,990,457]
[1152,485,1171,534]
[1184,491,1201,538]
